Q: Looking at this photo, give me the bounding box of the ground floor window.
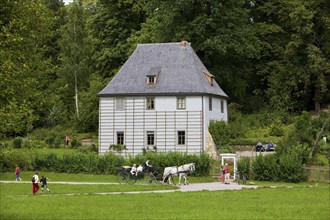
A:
[177,131,185,145]
[117,132,124,145]
[147,131,155,146]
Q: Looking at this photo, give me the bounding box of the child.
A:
[130,164,137,176]
[40,176,51,193]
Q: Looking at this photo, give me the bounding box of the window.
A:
[147,76,156,84]
[146,98,155,110]
[209,97,212,111]
[117,132,124,145]
[220,100,224,113]
[147,131,155,146]
[177,97,186,110]
[177,131,185,145]
[116,98,125,111]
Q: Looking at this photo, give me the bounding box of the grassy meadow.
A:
[1,172,329,220]
[1,184,329,220]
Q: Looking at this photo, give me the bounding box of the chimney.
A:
[181,40,187,47]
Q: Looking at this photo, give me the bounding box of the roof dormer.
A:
[203,70,214,86]
[147,67,160,85]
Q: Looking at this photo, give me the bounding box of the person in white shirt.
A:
[32,172,40,195]
[130,164,137,176]
[137,164,143,173]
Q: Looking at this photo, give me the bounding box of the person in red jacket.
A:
[15,166,21,181]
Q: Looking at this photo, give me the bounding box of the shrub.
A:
[23,139,48,149]
[237,157,251,179]
[252,154,280,181]
[277,146,308,182]
[13,137,23,148]
[269,120,284,137]
[0,149,212,176]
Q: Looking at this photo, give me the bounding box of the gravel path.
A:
[1,180,257,194]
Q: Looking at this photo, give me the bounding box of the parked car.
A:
[255,141,276,152]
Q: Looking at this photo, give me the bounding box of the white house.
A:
[98,41,228,156]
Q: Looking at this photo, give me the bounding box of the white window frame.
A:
[146,97,155,110]
[177,97,186,110]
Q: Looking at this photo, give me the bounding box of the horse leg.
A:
[183,174,188,185]
[184,175,188,185]
[168,175,172,185]
[178,174,181,185]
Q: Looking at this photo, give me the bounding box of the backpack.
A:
[32,176,35,183]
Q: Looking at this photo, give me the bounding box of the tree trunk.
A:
[75,73,79,118]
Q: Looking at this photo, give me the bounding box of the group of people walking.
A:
[219,163,231,184]
[15,166,51,195]
[32,172,51,195]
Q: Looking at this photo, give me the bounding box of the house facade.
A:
[98,42,228,156]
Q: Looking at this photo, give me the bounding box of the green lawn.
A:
[1,182,329,220]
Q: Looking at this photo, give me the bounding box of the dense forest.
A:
[1,0,329,137]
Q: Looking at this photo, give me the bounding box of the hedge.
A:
[0,149,212,176]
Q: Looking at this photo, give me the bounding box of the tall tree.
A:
[128,0,260,107]
[0,0,54,135]
[252,0,330,113]
[89,0,147,79]
[58,0,92,119]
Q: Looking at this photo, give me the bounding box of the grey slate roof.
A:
[98,42,228,98]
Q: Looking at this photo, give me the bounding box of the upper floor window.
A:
[177,97,186,110]
[117,132,124,145]
[147,67,160,85]
[146,98,155,110]
[177,131,185,145]
[209,97,212,111]
[220,100,224,113]
[116,98,125,111]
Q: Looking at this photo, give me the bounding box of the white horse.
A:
[163,163,195,185]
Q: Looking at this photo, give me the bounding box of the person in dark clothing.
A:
[40,176,51,193]
[144,158,154,173]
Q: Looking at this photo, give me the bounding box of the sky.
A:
[63,0,73,5]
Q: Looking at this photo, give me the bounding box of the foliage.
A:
[269,119,284,137]
[109,144,126,152]
[57,1,93,120]
[278,147,307,183]
[1,0,329,137]
[0,149,211,176]
[252,144,309,183]
[252,154,280,181]
[0,0,56,136]
[237,157,251,179]
[12,137,23,149]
